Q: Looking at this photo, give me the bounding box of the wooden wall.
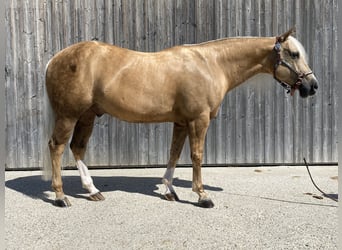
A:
[5,0,338,169]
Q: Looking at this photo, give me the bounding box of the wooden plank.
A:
[4,0,338,169]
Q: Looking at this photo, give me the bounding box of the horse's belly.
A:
[106,109,175,123]
[98,98,176,123]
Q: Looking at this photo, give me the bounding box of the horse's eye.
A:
[290,51,300,59]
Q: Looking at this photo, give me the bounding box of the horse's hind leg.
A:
[70,109,105,201]
[49,117,77,207]
[162,123,187,201]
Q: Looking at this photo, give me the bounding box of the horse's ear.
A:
[277,27,296,43]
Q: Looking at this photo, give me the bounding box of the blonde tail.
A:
[42,59,55,181]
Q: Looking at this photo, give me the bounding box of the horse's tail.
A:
[42,59,55,181]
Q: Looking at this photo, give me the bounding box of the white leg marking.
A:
[76,160,100,195]
[162,167,175,195]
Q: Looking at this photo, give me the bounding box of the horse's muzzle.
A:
[299,77,318,98]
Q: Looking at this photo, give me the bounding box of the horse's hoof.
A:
[54,197,71,207]
[164,191,180,201]
[198,198,214,208]
[89,192,105,201]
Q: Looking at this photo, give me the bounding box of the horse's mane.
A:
[182,37,258,47]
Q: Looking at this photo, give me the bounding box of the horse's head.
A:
[273,28,318,98]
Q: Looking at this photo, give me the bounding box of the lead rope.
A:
[303,157,338,202]
[290,103,337,202]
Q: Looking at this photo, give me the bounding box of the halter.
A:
[273,37,313,96]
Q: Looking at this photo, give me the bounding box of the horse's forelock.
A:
[288,36,308,61]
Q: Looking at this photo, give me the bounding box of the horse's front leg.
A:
[188,113,214,208]
[162,123,188,201]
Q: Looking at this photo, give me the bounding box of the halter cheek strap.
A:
[273,37,313,96]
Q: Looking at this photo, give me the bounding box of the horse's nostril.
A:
[312,80,318,89]
[309,84,317,96]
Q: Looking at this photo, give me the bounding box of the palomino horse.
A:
[45,28,318,208]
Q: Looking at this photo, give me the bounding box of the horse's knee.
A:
[191,152,203,165]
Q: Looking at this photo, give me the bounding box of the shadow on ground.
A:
[5,174,223,206]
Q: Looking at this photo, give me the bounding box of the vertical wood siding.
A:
[5,0,338,169]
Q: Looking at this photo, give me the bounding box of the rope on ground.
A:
[303,157,338,202]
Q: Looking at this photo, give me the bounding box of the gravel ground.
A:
[5,166,338,249]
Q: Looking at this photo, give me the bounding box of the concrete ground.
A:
[5,165,338,249]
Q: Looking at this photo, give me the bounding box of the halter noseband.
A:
[273,37,313,96]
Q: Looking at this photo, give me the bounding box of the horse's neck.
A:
[200,37,276,91]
